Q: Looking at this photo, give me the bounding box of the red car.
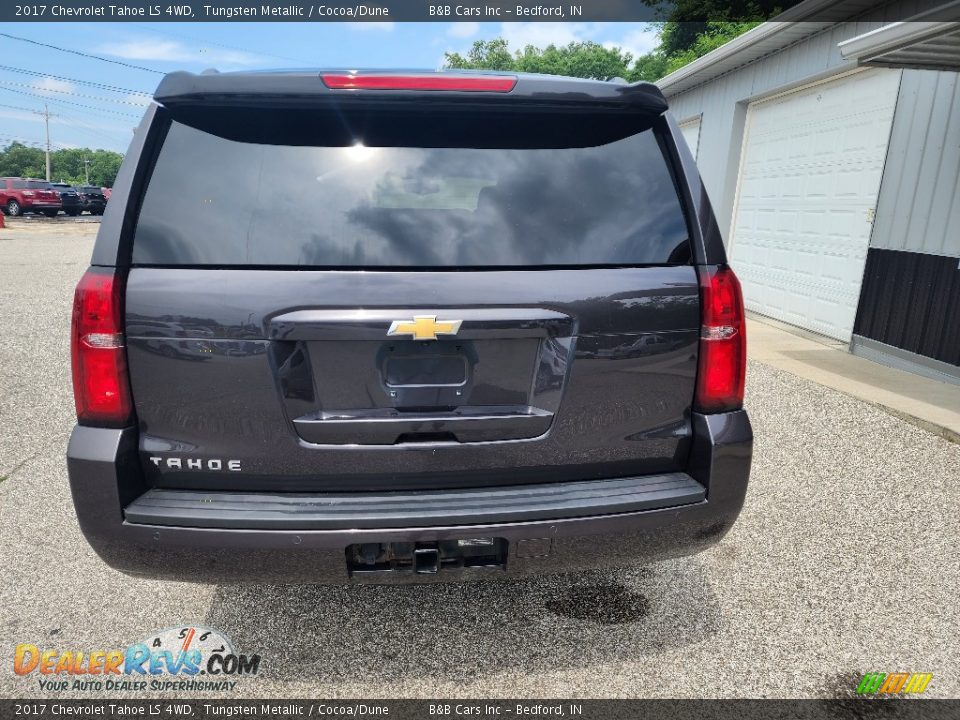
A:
[0,177,62,217]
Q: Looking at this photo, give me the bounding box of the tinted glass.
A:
[11,180,27,189]
[26,181,50,189]
[133,121,690,267]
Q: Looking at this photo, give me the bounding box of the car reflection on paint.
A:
[535,337,569,391]
[126,319,216,361]
[596,333,685,360]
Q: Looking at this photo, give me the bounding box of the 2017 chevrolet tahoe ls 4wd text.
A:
[66,70,752,583]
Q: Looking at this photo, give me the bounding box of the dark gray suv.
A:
[67,70,752,583]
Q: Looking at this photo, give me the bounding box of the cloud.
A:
[345,22,395,31]
[32,77,75,94]
[448,22,479,39]
[0,109,41,124]
[97,38,262,67]
[604,25,660,60]
[500,22,595,50]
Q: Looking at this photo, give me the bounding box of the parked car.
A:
[79,185,107,215]
[67,70,751,584]
[0,177,62,217]
[50,182,84,216]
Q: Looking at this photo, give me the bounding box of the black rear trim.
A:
[123,474,705,530]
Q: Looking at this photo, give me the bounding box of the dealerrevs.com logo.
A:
[14,626,261,693]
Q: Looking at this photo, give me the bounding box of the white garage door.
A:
[678,115,702,160]
[730,69,901,341]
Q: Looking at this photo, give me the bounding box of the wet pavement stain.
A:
[545,583,650,625]
[819,671,901,719]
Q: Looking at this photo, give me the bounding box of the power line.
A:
[0,136,46,147]
[0,87,140,120]
[0,87,131,148]
[0,101,43,114]
[0,85,146,122]
[54,113,130,147]
[0,135,71,150]
[0,80,152,107]
[0,64,153,96]
[0,32,164,74]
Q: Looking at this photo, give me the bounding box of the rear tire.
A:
[43,210,59,218]
[7,200,21,216]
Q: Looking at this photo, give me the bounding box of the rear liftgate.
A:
[269,308,574,446]
[269,307,575,577]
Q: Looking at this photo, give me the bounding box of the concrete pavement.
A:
[0,221,957,699]
[747,314,960,443]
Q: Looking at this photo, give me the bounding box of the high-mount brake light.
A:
[694,266,747,414]
[70,267,132,427]
[321,73,517,92]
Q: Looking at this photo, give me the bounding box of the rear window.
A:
[26,180,50,189]
[132,118,690,267]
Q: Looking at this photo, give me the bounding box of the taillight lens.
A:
[695,266,746,413]
[71,268,132,427]
[321,73,517,92]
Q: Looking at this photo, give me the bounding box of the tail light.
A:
[71,268,132,426]
[321,73,517,92]
[694,266,746,413]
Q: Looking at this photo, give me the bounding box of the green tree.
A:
[650,1,799,56]
[0,142,45,179]
[630,51,671,83]
[85,151,123,187]
[660,21,764,76]
[445,40,635,81]
[445,1,801,84]
[445,38,515,72]
[0,143,124,186]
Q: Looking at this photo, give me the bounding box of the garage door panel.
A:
[731,69,901,341]
[678,116,701,160]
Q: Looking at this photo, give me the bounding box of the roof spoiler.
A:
[152,70,670,115]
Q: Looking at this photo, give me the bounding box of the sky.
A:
[0,21,659,154]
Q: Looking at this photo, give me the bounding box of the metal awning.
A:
[839,2,960,71]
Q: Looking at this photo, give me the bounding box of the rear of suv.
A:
[79,185,107,215]
[51,183,84,216]
[67,70,752,583]
[1,177,62,217]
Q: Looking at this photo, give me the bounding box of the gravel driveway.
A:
[1,222,957,699]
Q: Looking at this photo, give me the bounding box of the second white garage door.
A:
[730,69,901,341]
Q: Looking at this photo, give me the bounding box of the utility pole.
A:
[82,156,90,185]
[34,104,55,181]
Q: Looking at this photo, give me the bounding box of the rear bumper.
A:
[67,411,752,583]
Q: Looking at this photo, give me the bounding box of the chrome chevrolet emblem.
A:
[387,315,463,341]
